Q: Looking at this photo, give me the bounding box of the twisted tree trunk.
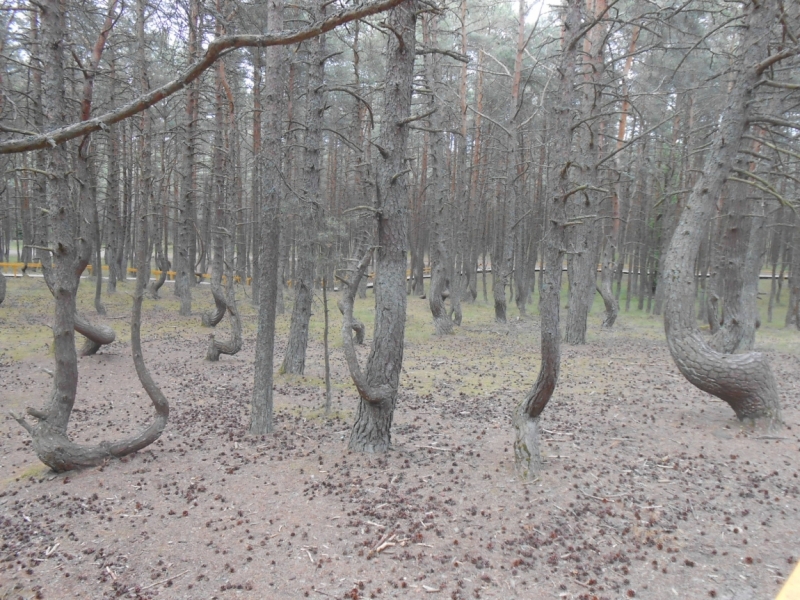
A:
[206,257,242,361]
[662,0,782,426]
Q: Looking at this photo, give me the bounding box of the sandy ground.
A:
[1,276,799,600]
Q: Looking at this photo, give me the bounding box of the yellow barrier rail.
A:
[0,261,42,276]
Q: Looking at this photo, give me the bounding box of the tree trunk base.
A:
[348,398,393,453]
[494,301,507,323]
[147,259,169,299]
[513,409,542,481]
[18,414,166,472]
[351,320,366,345]
[667,329,782,425]
[206,332,242,361]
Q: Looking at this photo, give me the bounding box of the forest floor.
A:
[1,275,799,600]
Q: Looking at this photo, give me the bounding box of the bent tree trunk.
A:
[597,234,619,328]
[75,313,116,356]
[206,279,242,361]
[514,0,580,480]
[202,286,227,327]
[148,253,169,299]
[662,0,781,426]
[343,1,416,453]
[12,0,168,469]
[207,217,242,361]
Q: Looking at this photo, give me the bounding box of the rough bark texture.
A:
[344,1,416,453]
[513,0,579,480]
[282,8,325,374]
[174,0,198,317]
[786,225,800,330]
[707,188,766,354]
[249,0,286,436]
[563,0,606,345]
[0,273,6,305]
[662,1,781,426]
[564,222,597,343]
[203,44,227,331]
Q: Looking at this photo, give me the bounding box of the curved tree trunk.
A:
[206,281,242,361]
[662,0,781,426]
[343,1,416,453]
[204,48,227,330]
[12,0,168,471]
[514,0,580,480]
[597,235,618,328]
[202,286,227,327]
[708,190,767,354]
[147,253,169,299]
[75,313,116,356]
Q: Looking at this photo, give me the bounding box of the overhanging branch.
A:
[0,0,408,155]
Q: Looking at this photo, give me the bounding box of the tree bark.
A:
[282,3,326,373]
[564,0,608,344]
[249,0,286,435]
[344,0,416,453]
[424,16,453,336]
[597,234,618,328]
[13,0,168,471]
[786,223,800,330]
[662,0,782,426]
[203,32,228,330]
[174,0,199,316]
[514,0,580,480]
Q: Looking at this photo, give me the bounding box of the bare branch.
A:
[0,0,409,154]
[396,107,436,127]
